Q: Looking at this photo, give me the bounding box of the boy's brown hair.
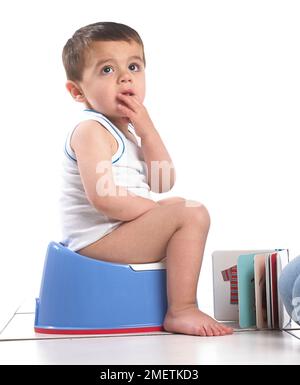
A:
[62,22,145,82]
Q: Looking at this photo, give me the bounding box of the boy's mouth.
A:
[121,90,135,96]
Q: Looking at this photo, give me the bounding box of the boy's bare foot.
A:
[163,306,233,336]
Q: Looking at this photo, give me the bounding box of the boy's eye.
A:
[102,66,113,74]
[128,63,140,71]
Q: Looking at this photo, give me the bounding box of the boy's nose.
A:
[119,71,133,83]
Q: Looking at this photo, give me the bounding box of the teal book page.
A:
[237,254,256,328]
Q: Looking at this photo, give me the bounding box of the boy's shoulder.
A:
[70,119,116,154]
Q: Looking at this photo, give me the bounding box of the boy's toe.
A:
[214,325,226,335]
[195,326,207,336]
[204,325,214,336]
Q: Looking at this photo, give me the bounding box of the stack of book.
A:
[212,249,290,329]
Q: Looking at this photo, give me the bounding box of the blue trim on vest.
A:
[64,139,77,162]
[83,109,125,164]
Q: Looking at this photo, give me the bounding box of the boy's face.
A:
[74,40,145,126]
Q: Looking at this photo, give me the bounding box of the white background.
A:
[0,0,299,327]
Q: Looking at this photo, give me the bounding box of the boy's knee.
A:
[175,200,210,229]
[191,202,210,229]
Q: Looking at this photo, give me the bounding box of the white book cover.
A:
[276,249,290,329]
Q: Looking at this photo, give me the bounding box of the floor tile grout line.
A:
[0,303,23,335]
[283,330,300,340]
[15,312,35,315]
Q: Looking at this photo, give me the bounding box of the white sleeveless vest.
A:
[60,109,150,251]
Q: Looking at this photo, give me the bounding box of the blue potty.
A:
[35,242,167,334]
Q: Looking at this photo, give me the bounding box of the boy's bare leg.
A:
[156,197,232,336]
[78,200,233,336]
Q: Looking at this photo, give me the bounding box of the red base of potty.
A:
[34,325,164,335]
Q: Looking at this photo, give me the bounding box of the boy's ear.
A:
[65,80,86,103]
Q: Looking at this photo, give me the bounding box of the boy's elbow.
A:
[88,194,133,221]
[85,188,112,211]
[86,183,118,214]
[86,193,107,213]
[90,194,116,215]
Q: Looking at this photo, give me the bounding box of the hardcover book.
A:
[212,249,291,329]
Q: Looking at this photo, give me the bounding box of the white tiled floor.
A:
[1,326,300,365]
[1,299,300,365]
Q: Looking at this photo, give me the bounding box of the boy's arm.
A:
[71,120,158,221]
[117,94,176,193]
[140,126,176,193]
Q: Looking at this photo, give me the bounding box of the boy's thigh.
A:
[157,197,205,209]
[157,196,186,206]
[78,203,183,264]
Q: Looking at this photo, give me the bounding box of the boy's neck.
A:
[110,116,131,133]
[84,107,130,132]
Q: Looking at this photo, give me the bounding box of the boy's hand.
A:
[116,93,155,139]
